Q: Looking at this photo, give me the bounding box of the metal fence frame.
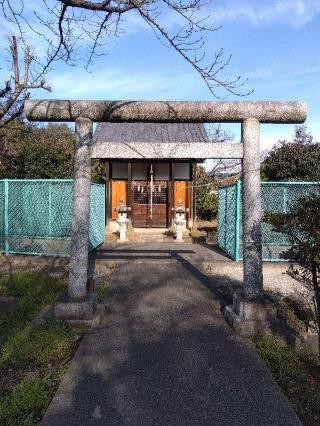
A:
[218,180,319,262]
[0,179,105,257]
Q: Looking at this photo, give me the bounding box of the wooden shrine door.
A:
[111,180,127,220]
[132,181,168,227]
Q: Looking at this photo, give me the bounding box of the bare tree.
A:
[210,159,241,180]
[206,124,241,179]
[1,0,252,98]
[0,36,51,127]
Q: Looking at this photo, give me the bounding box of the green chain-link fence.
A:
[0,179,105,257]
[218,180,319,261]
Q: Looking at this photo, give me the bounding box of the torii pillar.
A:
[24,100,307,331]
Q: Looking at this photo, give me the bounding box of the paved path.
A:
[92,242,231,264]
[43,262,301,425]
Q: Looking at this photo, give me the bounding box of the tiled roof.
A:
[93,122,210,144]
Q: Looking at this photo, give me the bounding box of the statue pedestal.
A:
[174,212,186,242]
[119,226,128,242]
[175,223,185,241]
[224,290,277,336]
[54,293,104,328]
[117,213,129,242]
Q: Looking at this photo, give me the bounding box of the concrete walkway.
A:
[43,261,301,425]
[92,241,231,264]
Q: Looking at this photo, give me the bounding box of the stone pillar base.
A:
[54,293,104,328]
[223,290,278,336]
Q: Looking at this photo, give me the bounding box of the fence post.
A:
[283,186,288,213]
[235,180,241,261]
[224,187,228,250]
[48,183,52,238]
[282,186,288,245]
[4,179,9,255]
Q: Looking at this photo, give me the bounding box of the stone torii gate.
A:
[24,100,307,332]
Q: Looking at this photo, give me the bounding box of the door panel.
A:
[111,181,127,220]
[151,182,168,227]
[133,205,149,227]
[133,181,149,227]
[151,205,167,227]
[174,181,188,209]
[132,181,168,227]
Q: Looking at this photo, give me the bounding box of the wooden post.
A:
[105,162,110,226]
[127,161,132,225]
[193,164,197,224]
[171,163,175,226]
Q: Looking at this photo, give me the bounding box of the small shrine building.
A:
[92,122,210,230]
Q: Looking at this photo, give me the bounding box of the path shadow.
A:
[43,263,300,426]
[89,244,241,310]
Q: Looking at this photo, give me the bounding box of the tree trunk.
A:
[311,261,320,357]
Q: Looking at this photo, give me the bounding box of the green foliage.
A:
[265,193,320,267]
[2,318,78,367]
[255,335,301,379]
[0,272,79,425]
[0,122,75,179]
[0,272,65,345]
[91,159,106,183]
[262,125,320,181]
[255,335,320,424]
[96,280,111,303]
[196,165,218,221]
[0,378,50,426]
[265,193,320,354]
[0,121,107,183]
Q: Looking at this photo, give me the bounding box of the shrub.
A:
[0,378,50,426]
[262,125,320,181]
[196,165,218,221]
[2,318,78,366]
[265,193,320,355]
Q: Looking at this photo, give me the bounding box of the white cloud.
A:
[48,67,195,99]
[203,123,320,156]
[260,122,320,153]
[211,0,320,28]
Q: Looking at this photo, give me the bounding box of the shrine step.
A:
[135,233,173,243]
[133,228,192,243]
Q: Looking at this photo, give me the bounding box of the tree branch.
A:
[0,35,51,126]
[1,0,252,98]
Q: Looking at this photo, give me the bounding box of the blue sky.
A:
[1,0,320,151]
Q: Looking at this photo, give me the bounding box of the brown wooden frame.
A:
[107,160,197,228]
[105,162,112,225]
[127,161,132,224]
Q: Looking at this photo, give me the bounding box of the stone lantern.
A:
[115,199,131,242]
[173,199,189,241]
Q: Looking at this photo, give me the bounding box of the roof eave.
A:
[90,141,243,160]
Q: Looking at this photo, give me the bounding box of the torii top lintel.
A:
[24,100,307,124]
